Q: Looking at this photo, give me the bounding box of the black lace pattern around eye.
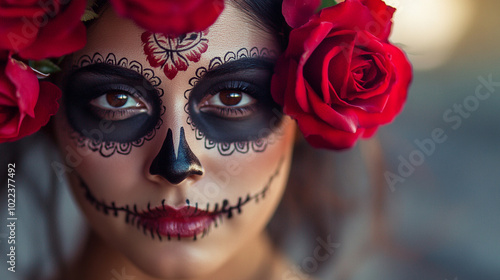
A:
[65,53,166,157]
[184,47,285,156]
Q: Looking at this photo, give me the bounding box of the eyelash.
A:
[198,81,259,119]
[91,107,144,120]
[209,107,256,117]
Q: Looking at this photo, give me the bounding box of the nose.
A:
[149,127,203,184]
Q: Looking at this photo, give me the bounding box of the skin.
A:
[54,3,297,280]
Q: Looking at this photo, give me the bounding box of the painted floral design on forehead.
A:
[142,30,209,80]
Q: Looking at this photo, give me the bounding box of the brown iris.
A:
[106,92,129,107]
[219,90,242,106]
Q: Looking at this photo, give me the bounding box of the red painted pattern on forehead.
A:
[141,30,209,80]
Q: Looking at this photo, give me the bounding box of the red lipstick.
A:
[138,205,216,239]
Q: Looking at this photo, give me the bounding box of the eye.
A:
[90,90,149,121]
[187,65,284,143]
[65,63,163,143]
[91,91,145,109]
[198,89,257,118]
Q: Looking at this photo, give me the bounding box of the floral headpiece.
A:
[0,0,411,150]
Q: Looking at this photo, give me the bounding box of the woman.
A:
[0,0,411,279]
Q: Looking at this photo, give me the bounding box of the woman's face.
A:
[54,3,295,279]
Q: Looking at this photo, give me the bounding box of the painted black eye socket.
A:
[64,63,162,143]
[187,59,284,143]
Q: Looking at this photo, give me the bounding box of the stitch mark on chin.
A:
[142,30,209,80]
[79,156,284,241]
[184,47,277,156]
[71,52,166,157]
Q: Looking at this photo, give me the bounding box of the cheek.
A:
[53,111,164,200]
[181,119,296,259]
[185,116,296,207]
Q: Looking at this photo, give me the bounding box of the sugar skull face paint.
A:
[54,3,296,279]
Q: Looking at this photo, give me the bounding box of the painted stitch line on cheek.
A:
[78,157,285,242]
[66,53,166,157]
[141,30,209,80]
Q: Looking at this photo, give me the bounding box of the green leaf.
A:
[81,9,99,22]
[29,59,61,74]
[320,0,338,9]
[81,0,99,22]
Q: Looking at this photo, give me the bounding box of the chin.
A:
[124,244,224,279]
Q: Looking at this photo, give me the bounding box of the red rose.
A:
[0,51,61,143]
[110,0,224,36]
[0,0,87,60]
[272,0,412,149]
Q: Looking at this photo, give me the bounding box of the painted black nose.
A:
[149,127,203,184]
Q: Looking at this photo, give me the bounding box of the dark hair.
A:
[233,0,289,50]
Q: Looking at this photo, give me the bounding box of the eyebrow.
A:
[203,57,275,79]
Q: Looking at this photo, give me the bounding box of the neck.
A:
[64,230,288,280]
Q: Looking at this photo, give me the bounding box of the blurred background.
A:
[347,0,500,278]
[281,1,500,279]
[1,0,499,279]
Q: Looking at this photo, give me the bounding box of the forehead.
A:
[73,4,280,71]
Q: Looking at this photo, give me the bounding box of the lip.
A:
[137,205,217,239]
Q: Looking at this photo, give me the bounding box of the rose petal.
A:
[356,43,412,127]
[296,112,363,149]
[0,109,21,138]
[0,3,49,51]
[360,0,395,40]
[111,0,224,36]
[282,0,321,28]
[0,70,17,107]
[308,82,358,133]
[17,0,87,60]
[0,81,61,142]
[293,21,334,112]
[5,55,38,117]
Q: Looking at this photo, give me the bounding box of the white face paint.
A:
[54,3,296,279]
